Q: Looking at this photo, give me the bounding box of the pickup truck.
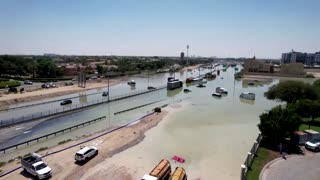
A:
[142,159,171,180]
[21,153,52,179]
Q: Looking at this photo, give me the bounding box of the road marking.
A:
[15,127,25,130]
[23,130,31,134]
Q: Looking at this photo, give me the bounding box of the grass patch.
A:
[7,159,14,163]
[305,74,315,78]
[246,147,281,180]
[0,80,21,88]
[0,161,6,167]
[299,124,320,132]
[58,139,72,145]
[35,147,48,153]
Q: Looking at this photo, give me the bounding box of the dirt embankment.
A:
[1,111,167,180]
[0,79,120,108]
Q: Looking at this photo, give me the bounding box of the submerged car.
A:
[305,138,320,152]
[60,99,72,105]
[48,82,56,88]
[41,83,50,88]
[102,91,108,96]
[24,80,33,85]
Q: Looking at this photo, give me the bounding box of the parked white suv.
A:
[305,138,320,152]
[74,146,98,162]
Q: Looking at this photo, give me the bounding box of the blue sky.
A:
[0,0,319,58]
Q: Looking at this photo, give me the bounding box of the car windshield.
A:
[310,139,320,144]
[35,163,47,171]
[76,153,83,157]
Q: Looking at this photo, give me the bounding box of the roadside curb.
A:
[259,154,299,180]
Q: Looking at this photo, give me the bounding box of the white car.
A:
[74,146,98,162]
[305,139,320,151]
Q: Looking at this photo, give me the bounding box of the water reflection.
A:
[79,92,88,104]
[130,85,136,90]
[242,79,272,88]
[167,88,182,97]
[239,97,255,105]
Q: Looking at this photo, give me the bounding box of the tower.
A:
[186,45,189,65]
[180,52,185,61]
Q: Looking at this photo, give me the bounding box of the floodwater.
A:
[0,65,280,178]
[91,67,281,180]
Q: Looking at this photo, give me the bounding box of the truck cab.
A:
[21,154,52,179]
[29,161,52,179]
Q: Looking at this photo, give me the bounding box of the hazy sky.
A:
[0,0,319,58]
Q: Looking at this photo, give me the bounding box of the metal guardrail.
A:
[0,116,106,154]
[114,99,167,115]
[240,132,263,180]
[0,111,157,178]
[0,85,167,128]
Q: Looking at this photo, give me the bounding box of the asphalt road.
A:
[260,153,320,180]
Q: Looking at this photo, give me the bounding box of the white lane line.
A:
[15,127,25,130]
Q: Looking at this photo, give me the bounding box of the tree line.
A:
[259,79,320,146]
[0,55,63,78]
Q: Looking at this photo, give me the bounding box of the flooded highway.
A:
[0,65,281,162]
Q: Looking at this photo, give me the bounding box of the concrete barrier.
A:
[240,132,262,180]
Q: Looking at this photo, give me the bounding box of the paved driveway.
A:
[260,153,320,180]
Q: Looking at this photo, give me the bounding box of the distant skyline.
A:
[0,0,319,58]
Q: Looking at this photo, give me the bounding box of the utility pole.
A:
[107,72,110,102]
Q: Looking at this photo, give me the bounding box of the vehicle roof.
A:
[242,92,254,95]
[168,80,180,84]
[150,159,170,177]
[76,146,96,154]
[170,167,186,180]
[33,161,45,166]
[142,174,157,180]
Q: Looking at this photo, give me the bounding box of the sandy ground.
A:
[0,79,120,107]
[306,72,320,78]
[242,75,275,81]
[0,109,168,180]
[79,104,185,180]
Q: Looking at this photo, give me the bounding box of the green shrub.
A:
[305,74,315,78]
[0,161,6,167]
[8,159,14,163]
[35,147,48,153]
[58,139,72,145]
[0,78,9,82]
[0,80,21,88]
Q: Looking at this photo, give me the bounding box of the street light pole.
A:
[107,73,110,102]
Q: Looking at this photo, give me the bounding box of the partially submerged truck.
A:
[142,159,171,180]
[21,153,52,179]
[169,167,187,180]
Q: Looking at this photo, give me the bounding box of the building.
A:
[281,50,320,65]
[243,56,274,73]
[315,52,320,65]
[280,63,304,75]
[306,53,315,65]
[180,52,185,61]
[62,64,86,76]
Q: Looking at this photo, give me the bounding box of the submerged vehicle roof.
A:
[170,167,186,180]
